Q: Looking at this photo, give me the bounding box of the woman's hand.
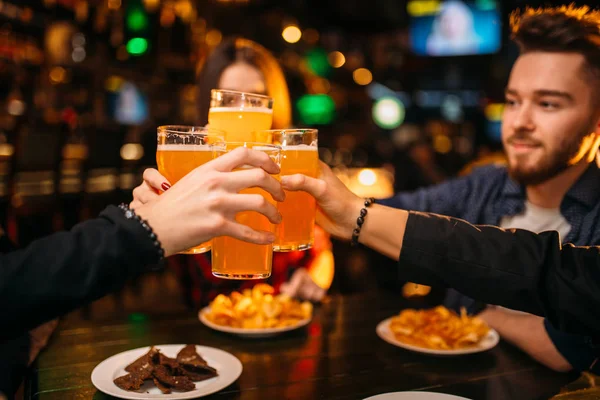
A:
[136,147,285,257]
[130,168,170,210]
[280,268,326,302]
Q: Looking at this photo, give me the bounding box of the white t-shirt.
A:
[499,201,571,240]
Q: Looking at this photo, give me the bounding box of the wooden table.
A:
[24,273,574,400]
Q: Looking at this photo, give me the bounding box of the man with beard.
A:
[378,5,600,374]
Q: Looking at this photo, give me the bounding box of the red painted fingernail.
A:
[161,182,171,191]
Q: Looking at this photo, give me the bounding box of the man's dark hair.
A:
[510,4,600,81]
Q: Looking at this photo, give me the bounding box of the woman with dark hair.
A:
[134,37,331,309]
[196,37,292,129]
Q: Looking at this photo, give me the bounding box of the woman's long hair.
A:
[196,37,292,129]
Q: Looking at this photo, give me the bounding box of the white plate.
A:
[364,392,472,400]
[91,344,242,399]
[199,307,311,338]
[376,317,499,356]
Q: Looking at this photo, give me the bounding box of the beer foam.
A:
[249,146,280,153]
[157,144,214,151]
[280,144,318,151]
[210,107,273,115]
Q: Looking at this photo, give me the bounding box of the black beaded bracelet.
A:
[351,197,375,246]
[118,203,165,260]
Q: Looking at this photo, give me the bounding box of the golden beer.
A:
[255,129,319,252]
[209,90,274,141]
[156,126,224,254]
[208,108,273,142]
[156,145,213,184]
[211,143,281,279]
[274,146,319,251]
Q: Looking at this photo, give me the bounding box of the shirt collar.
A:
[499,163,600,210]
[563,162,600,210]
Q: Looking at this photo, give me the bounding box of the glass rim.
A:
[157,125,226,137]
[253,129,318,136]
[210,89,273,101]
[221,141,281,149]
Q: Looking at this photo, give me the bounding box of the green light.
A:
[128,312,148,323]
[297,94,335,125]
[372,97,405,129]
[305,48,331,77]
[127,38,148,55]
[127,8,149,32]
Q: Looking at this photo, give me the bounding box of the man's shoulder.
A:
[455,164,510,188]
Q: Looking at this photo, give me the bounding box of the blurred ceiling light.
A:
[282,25,302,44]
[303,28,319,45]
[205,29,222,46]
[49,66,66,84]
[174,0,194,21]
[160,7,176,27]
[441,94,463,122]
[126,37,148,55]
[310,78,331,94]
[7,100,25,116]
[407,0,441,17]
[358,169,377,186]
[105,75,124,92]
[143,0,161,12]
[120,143,144,161]
[0,144,14,157]
[62,144,88,160]
[75,1,88,22]
[353,68,373,86]
[72,32,86,47]
[72,47,86,62]
[372,97,405,129]
[433,134,452,154]
[485,103,504,121]
[108,0,122,11]
[337,168,394,198]
[328,51,345,68]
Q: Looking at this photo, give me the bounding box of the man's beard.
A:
[506,131,589,186]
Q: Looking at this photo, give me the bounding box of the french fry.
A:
[203,284,312,330]
[390,306,490,350]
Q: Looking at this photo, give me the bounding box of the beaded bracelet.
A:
[351,197,375,247]
[118,203,165,260]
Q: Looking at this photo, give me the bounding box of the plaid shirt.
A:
[379,162,600,373]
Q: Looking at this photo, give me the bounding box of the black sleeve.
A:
[0,205,161,340]
[398,211,600,337]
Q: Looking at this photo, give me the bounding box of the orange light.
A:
[353,68,372,86]
[282,26,302,44]
[205,29,222,46]
[328,51,345,68]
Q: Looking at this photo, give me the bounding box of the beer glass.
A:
[211,142,281,279]
[256,129,319,251]
[208,90,273,142]
[156,125,225,254]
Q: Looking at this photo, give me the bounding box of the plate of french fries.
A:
[376,306,499,356]
[199,284,313,338]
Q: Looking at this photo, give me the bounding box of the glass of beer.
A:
[256,129,319,252]
[208,90,273,142]
[156,125,225,254]
[211,142,281,279]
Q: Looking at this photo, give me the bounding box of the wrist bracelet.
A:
[351,198,375,247]
[118,203,165,261]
